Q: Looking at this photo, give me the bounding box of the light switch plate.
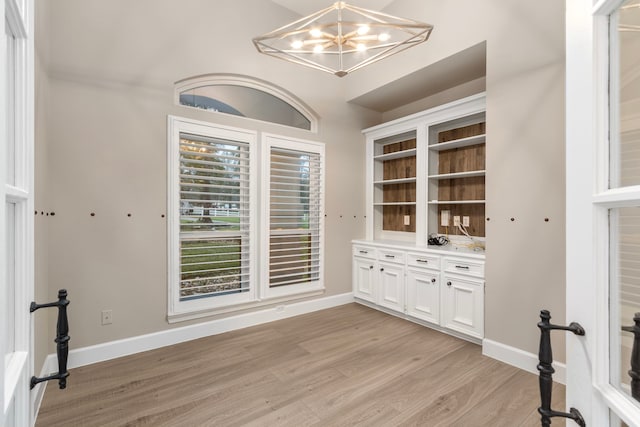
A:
[403,215,410,226]
[463,216,470,227]
[453,215,461,226]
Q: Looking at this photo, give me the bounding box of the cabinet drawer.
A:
[443,257,484,278]
[377,249,405,264]
[406,253,440,270]
[353,245,376,259]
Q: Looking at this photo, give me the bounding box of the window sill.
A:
[167,288,325,324]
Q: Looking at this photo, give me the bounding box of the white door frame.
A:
[567,0,640,425]
[1,0,35,425]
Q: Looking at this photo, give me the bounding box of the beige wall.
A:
[39,0,379,349]
[345,0,566,360]
[34,0,54,368]
[36,0,567,363]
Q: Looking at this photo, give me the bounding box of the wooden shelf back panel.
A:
[383,138,417,154]
[434,121,486,237]
[384,156,416,180]
[437,204,486,237]
[438,123,486,143]
[383,183,416,203]
[438,145,485,175]
[438,177,485,202]
[383,205,416,232]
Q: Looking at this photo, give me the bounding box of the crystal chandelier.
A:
[252,2,433,77]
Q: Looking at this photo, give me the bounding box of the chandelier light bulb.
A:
[378,33,391,41]
[313,44,324,53]
[357,25,370,35]
[357,43,367,51]
[291,40,304,49]
[309,28,323,38]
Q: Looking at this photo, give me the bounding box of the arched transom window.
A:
[175,74,318,132]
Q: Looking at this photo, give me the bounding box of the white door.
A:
[567,0,640,425]
[1,0,34,426]
[377,262,404,312]
[353,257,376,303]
[440,274,483,339]
[406,267,439,325]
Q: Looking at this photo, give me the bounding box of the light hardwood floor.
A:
[36,303,563,426]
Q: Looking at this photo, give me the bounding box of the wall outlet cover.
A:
[441,210,450,226]
[453,215,461,226]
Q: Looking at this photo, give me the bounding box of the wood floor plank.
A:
[36,303,561,427]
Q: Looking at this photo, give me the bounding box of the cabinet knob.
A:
[380,268,384,272]
[447,281,452,286]
[369,265,374,269]
[431,278,436,283]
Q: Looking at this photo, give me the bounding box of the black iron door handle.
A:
[537,310,585,427]
[622,312,640,402]
[30,289,70,390]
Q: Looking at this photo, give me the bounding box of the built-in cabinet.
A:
[353,241,484,341]
[356,94,486,342]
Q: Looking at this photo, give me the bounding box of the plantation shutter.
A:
[179,133,251,300]
[269,147,322,287]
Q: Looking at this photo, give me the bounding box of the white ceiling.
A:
[270,0,396,16]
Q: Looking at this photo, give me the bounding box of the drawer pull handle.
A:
[359,250,368,254]
[431,278,436,283]
[447,281,452,286]
[455,265,470,270]
[385,255,395,259]
[380,268,384,272]
[417,259,429,263]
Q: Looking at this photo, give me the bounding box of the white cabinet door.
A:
[353,257,376,303]
[406,267,439,325]
[441,275,484,338]
[377,262,404,312]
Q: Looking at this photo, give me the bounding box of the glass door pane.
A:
[5,20,16,186]
[610,206,640,407]
[4,202,15,361]
[610,0,640,189]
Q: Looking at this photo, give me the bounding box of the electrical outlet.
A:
[403,215,410,226]
[453,215,461,226]
[101,310,113,325]
[440,210,450,227]
[463,216,470,227]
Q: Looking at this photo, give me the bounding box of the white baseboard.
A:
[32,354,57,425]
[482,338,566,385]
[58,292,353,370]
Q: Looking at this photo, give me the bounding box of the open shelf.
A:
[374,202,417,206]
[428,200,486,205]
[428,170,485,180]
[374,148,417,161]
[374,177,417,185]
[428,134,485,151]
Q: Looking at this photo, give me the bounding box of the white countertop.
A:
[352,239,486,260]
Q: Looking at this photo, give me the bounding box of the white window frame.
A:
[167,116,258,318]
[174,74,319,133]
[260,133,325,300]
[2,0,33,425]
[168,118,326,320]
